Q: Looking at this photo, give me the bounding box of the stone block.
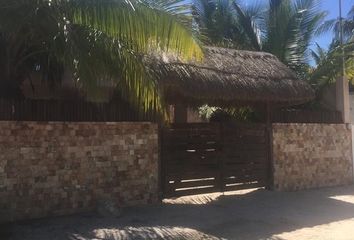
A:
[272,123,353,191]
[0,121,159,223]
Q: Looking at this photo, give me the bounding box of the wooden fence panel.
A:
[272,110,342,124]
[161,123,269,198]
[0,98,157,122]
[161,123,222,197]
[221,123,268,192]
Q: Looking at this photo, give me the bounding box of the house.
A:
[150,46,314,122]
[1,46,352,223]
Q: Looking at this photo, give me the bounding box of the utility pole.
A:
[336,0,350,123]
[339,0,345,77]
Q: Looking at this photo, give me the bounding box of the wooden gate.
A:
[161,123,270,197]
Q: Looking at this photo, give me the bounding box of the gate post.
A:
[266,103,274,190]
[158,124,164,200]
[218,122,225,193]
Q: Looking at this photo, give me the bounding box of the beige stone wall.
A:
[349,94,354,123]
[0,121,158,222]
[273,123,353,191]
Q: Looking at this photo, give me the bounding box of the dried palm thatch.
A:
[149,46,314,107]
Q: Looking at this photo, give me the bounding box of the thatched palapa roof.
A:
[151,46,314,106]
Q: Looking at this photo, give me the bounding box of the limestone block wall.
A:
[272,123,353,191]
[0,121,158,222]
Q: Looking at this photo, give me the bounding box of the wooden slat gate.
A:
[161,123,270,198]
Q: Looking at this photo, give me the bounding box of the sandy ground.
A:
[2,185,354,240]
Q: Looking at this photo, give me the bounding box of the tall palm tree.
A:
[192,0,326,76]
[311,4,354,92]
[0,0,202,111]
[317,5,354,43]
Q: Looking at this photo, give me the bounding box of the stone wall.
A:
[0,121,158,222]
[350,94,354,124]
[272,123,353,191]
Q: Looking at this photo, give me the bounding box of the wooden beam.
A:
[174,104,188,123]
[266,102,274,190]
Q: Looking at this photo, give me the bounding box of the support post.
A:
[266,103,274,190]
[336,76,350,123]
[174,104,188,123]
[158,125,163,201]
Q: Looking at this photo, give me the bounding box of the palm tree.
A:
[311,4,354,92]
[311,43,329,66]
[191,0,260,48]
[317,5,354,43]
[309,40,354,91]
[0,0,202,111]
[192,0,326,76]
[309,41,342,90]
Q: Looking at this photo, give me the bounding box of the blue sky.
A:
[187,0,354,50]
[240,0,354,50]
[315,0,353,49]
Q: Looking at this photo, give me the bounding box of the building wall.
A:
[0,121,159,223]
[319,83,337,111]
[272,123,353,191]
[349,94,354,123]
[170,105,205,123]
[352,125,354,180]
[187,108,204,123]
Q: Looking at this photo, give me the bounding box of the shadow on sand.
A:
[2,185,354,240]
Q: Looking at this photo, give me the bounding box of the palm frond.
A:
[0,0,203,114]
[311,42,327,65]
[142,0,191,16]
[66,0,202,60]
[232,2,263,50]
[310,41,354,91]
[316,19,337,36]
[317,6,354,43]
[263,0,325,74]
[263,0,293,62]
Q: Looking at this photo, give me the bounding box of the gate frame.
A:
[159,121,272,198]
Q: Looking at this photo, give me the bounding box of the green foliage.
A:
[263,0,325,72]
[309,41,354,91]
[200,105,262,123]
[192,0,326,76]
[191,0,262,49]
[310,5,354,94]
[198,105,218,121]
[0,0,202,112]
